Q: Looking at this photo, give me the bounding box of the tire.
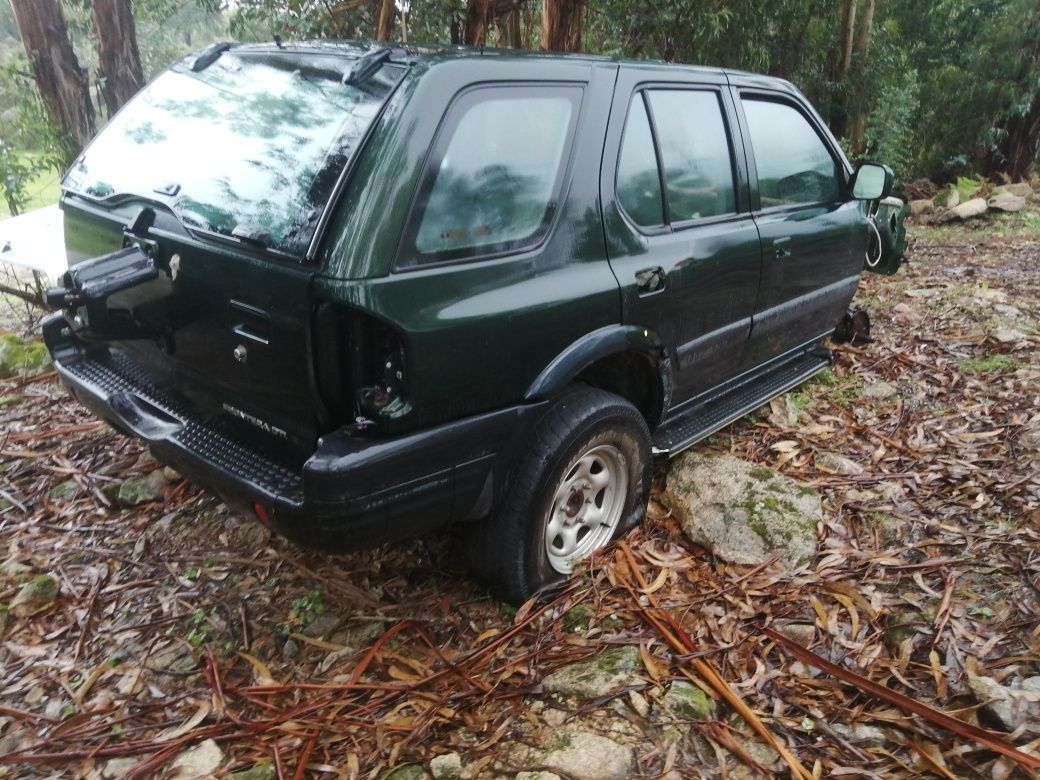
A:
[466,387,652,604]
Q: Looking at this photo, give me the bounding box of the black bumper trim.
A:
[45,316,544,550]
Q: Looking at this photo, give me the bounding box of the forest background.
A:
[0,0,1038,218]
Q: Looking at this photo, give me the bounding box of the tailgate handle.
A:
[229,300,270,345]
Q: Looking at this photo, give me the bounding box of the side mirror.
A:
[850,161,894,201]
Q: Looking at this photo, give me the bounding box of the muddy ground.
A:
[0,216,1038,779]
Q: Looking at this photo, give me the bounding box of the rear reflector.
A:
[253,502,273,528]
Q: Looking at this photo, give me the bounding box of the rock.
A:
[170,738,224,779]
[10,574,59,618]
[937,197,988,222]
[775,623,815,647]
[627,690,650,718]
[163,466,182,483]
[830,722,887,746]
[967,673,1019,731]
[47,479,80,503]
[939,187,960,209]
[383,766,430,780]
[0,731,22,755]
[743,741,780,767]
[429,752,463,780]
[301,609,346,639]
[101,757,140,778]
[541,732,634,780]
[516,774,561,780]
[861,380,898,401]
[541,646,641,700]
[973,287,1009,303]
[994,303,1025,319]
[0,334,51,379]
[118,470,169,506]
[815,451,864,476]
[226,765,277,780]
[543,708,568,727]
[993,182,1033,199]
[662,453,822,568]
[988,192,1027,212]
[909,198,934,216]
[658,680,713,720]
[281,638,299,660]
[767,396,801,428]
[993,327,1028,344]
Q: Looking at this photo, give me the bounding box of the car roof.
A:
[224,39,794,90]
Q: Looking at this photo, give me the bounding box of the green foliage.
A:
[282,590,325,634]
[0,57,65,215]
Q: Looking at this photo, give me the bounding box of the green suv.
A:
[43,42,900,603]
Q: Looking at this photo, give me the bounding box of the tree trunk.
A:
[837,0,858,82]
[541,0,584,52]
[9,0,95,160]
[465,0,492,46]
[375,0,396,40]
[848,0,875,151]
[92,0,144,116]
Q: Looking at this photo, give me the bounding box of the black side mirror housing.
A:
[850,161,894,201]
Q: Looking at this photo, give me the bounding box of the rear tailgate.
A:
[55,45,406,456]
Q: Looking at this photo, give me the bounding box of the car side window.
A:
[741,97,840,207]
[646,90,737,223]
[404,85,581,266]
[616,95,665,228]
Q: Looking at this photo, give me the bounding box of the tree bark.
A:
[541,0,584,52]
[91,0,144,116]
[9,0,95,160]
[465,0,492,46]
[375,0,396,40]
[848,0,875,151]
[837,0,858,81]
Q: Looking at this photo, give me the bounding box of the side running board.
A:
[652,349,831,457]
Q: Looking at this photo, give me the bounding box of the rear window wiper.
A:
[342,48,392,86]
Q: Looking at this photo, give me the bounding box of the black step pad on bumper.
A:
[61,350,305,504]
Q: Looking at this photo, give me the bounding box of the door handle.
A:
[635,266,665,294]
[773,237,792,259]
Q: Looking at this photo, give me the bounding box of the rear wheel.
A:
[466,387,651,604]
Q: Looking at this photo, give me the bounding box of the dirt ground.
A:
[0,217,1038,779]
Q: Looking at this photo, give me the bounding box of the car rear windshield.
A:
[63,49,404,257]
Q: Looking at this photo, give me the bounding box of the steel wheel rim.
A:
[544,443,629,574]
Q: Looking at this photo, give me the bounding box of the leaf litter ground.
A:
[0,219,1038,779]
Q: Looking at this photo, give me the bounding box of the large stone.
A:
[101,757,141,778]
[540,732,634,780]
[117,470,169,506]
[10,574,59,618]
[967,673,1018,731]
[988,192,1027,213]
[815,451,864,476]
[429,753,462,780]
[860,380,898,401]
[992,182,1033,199]
[516,774,561,780]
[662,454,822,568]
[226,765,278,777]
[383,767,431,780]
[830,722,887,746]
[658,680,714,720]
[541,646,641,700]
[226,765,277,780]
[170,739,224,779]
[937,197,988,222]
[908,199,934,216]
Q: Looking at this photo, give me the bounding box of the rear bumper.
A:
[43,314,542,549]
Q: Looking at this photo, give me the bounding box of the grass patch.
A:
[957,355,1020,373]
[0,154,61,219]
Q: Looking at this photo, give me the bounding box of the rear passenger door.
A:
[601,67,761,406]
[733,87,864,367]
